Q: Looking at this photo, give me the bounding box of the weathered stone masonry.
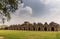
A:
[5,21,60,31]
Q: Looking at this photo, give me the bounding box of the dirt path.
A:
[0,37,4,39]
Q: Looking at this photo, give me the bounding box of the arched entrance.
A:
[29,28,30,30]
[23,27,25,30]
[51,27,54,31]
[17,28,18,30]
[38,27,40,31]
[33,27,35,30]
[44,27,47,31]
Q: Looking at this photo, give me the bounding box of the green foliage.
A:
[0,0,22,24]
[0,3,3,10]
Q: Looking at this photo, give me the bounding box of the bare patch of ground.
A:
[0,36,4,39]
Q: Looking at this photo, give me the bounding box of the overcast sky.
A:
[3,0,60,25]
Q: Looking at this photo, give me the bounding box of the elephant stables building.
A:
[5,21,60,31]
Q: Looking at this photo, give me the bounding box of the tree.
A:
[0,0,23,24]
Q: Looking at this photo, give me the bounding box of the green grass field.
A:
[0,30,59,39]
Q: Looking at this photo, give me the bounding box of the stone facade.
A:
[5,21,60,31]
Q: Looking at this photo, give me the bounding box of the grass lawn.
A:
[0,30,59,39]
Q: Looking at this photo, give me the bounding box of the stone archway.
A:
[17,28,18,30]
[23,27,25,30]
[28,28,30,30]
[51,27,54,31]
[44,27,47,31]
[33,27,35,30]
[38,27,40,31]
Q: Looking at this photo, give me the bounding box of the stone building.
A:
[5,21,60,31]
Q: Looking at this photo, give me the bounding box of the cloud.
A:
[19,6,32,14]
[23,0,60,16]
[23,0,51,17]
[4,3,32,25]
[22,0,60,23]
[3,0,60,25]
[40,0,50,5]
[40,0,60,5]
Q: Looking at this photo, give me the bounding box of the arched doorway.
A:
[17,28,18,30]
[38,27,40,31]
[23,27,25,30]
[44,27,47,31]
[51,27,54,31]
[29,28,30,30]
[33,27,35,30]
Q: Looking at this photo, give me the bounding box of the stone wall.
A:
[5,21,60,31]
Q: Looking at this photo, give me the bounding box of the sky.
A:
[2,0,60,25]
